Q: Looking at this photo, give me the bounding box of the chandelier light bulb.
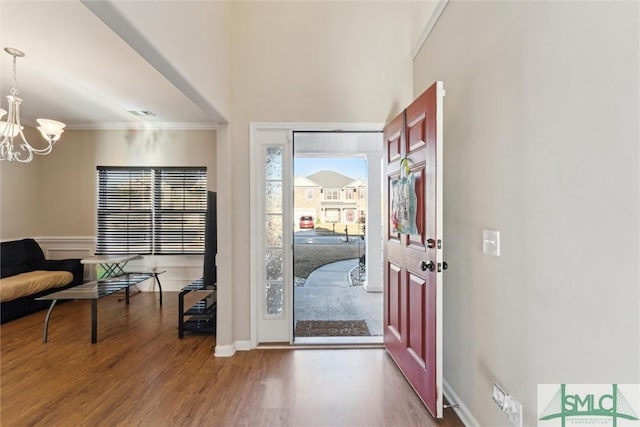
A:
[36,119,66,141]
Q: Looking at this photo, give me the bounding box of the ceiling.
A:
[0,1,224,130]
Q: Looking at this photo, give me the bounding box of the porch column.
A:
[364,153,382,292]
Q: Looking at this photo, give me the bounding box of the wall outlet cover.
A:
[492,383,506,410]
[504,395,522,427]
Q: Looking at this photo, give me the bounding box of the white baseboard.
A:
[213,340,253,358]
[234,340,252,351]
[443,379,480,427]
[214,344,236,357]
[363,281,383,293]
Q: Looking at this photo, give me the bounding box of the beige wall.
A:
[414,1,639,425]
[1,128,216,239]
[0,127,44,239]
[228,1,416,342]
[408,1,439,52]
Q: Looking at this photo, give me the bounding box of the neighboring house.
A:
[295,170,366,226]
[293,176,321,224]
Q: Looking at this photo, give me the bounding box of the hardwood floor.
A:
[1,292,464,427]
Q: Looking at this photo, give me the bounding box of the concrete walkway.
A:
[294,259,383,337]
[304,259,358,287]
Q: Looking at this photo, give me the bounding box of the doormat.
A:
[295,320,371,337]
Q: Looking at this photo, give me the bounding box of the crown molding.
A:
[64,122,218,131]
[411,0,450,59]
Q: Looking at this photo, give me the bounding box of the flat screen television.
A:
[203,191,217,287]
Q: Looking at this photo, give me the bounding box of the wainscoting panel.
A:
[35,237,204,292]
[37,236,96,279]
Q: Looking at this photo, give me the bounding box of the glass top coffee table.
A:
[36,271,163,344]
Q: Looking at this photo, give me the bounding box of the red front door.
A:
[383,81,444,417]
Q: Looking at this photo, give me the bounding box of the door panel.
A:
[406,112,427,153]
[383,81,443,418]
[407,271,426,367]
[386,173,401,243]
[407,163,426,250]
[386,113,403,163]
[387,261,402,339]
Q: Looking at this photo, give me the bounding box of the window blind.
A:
[96,166,207,255]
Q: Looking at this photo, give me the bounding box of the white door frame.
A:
[249,122,383,347]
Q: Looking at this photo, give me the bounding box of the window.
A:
[306,189,314,199]
[345,189,355,200]
[96,166,207,255]
[325,190,339,200]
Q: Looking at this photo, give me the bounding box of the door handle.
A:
[427,239,436,249]
[421,261,435,272]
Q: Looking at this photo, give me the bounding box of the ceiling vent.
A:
[128,110,156,117]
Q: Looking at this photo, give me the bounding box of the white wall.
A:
[413,2,639,425]
[226,1,417,344]
[107,1,232,122]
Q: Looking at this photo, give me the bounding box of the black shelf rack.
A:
[178,278,216,338]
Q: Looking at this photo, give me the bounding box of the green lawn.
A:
[293,242,363,279]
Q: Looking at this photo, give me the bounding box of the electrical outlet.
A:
[492,383,506,410]
[504,395,522,427]
[492,382,522,427]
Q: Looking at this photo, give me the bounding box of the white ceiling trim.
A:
[411,0,450,59]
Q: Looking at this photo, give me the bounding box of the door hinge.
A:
[437,239,442,249]
[437,262,448,273]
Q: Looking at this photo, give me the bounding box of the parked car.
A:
[299,216,314,229]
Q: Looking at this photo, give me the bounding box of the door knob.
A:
[421,261,435,272]
[427,239,436,249]
[442,261,448,270]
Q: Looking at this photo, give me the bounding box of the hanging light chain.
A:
[10,54,19,96]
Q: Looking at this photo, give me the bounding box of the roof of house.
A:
[306,170,355,189]
[294,176,321,187]
[345,178,366,188]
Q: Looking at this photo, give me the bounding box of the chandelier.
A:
[0,47,65,163]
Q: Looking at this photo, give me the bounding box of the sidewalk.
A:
[294,259,383,336]
[304,259,358,287]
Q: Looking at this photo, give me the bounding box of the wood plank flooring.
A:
[1,292,464,426]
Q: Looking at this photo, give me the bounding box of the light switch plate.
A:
[482,229,500,256]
